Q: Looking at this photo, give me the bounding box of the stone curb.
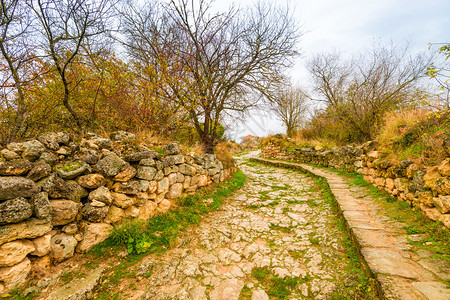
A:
[251,158,450,300]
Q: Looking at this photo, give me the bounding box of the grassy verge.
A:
[92,170,246,256]
[311,176,378,299]
[90,170,246,298]
[341,171,450,262]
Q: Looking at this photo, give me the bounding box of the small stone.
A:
[41,174,69,199]
[252,289,269,300]
[105,205,125,223]
[166,183,183,199]
[0,257,31,290]
[51,233,77,262]
[95,153,126,177]
[0,159,33,176]
[0,240,35,267]
[30,233,52,256]
[114,164,137,182]
[0,176,40,201]
[62,223,78,235]
[112,180,141,195]
[210,278,244,300]
[163,143,180,155]
[81,203,109,222]
[124,151,159,162]
[157,177,169,194]
[27,161,52,181]
[158,199,171,213]
[0,149,20,160]
[111,192,134,208]
[39,152,59,165]
[76,223,112,252]
[56,160,90,180]
[88,186,112,204]
[49,200,81,226]
[22,140,45,161]
[136,166,157,181]
[110,131,136,142]
[77,173,106,189]
[31,192,51,219]
[0,197,33,225]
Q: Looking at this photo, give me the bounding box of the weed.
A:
[251,267,306,299]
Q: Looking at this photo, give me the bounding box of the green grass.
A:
[251,267,306,299]
[89,170,246,298]
[92,171,246,256]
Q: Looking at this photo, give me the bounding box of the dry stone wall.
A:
[0,131,235,293]
[262,140,450,230]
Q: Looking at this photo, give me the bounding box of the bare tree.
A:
[120,0,301,153]
[0,0,35,143]
[28,0,113,133]
[307,42,429,142]
[271,85,308,138]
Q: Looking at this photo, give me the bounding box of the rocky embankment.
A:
[262,140,450,229]
[0,131,234,294]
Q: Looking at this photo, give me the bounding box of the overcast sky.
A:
[224,0,450,142]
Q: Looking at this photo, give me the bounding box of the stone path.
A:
[138,153,375,299]
[253,157,450,300]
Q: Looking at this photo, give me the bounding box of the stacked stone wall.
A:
[262,140,450,230]
[0,131,236,293]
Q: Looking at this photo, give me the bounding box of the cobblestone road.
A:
[141,155,369,299]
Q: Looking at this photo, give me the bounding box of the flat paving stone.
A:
[254,156,450,300]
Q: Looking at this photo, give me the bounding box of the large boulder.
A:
[0,257,31,290]
[51,233,77,262]
[0,176,40,201]
[27,161,52,181]
[0,218,52,245]
[0,240,34,267]
[50,200,81,226]
[30,192,51,219]
[77,173,106,189]
[0,159,33,176]
[38,132,70,150]
[95,154,126,177]
[0,198,33,225]
[56,160,90,180]
[21,140,45,161]
[81,203,109,222]
[76,223,113,252]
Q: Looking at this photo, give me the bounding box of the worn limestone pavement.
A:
[252,154,450,300]
[132,151,377,299]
